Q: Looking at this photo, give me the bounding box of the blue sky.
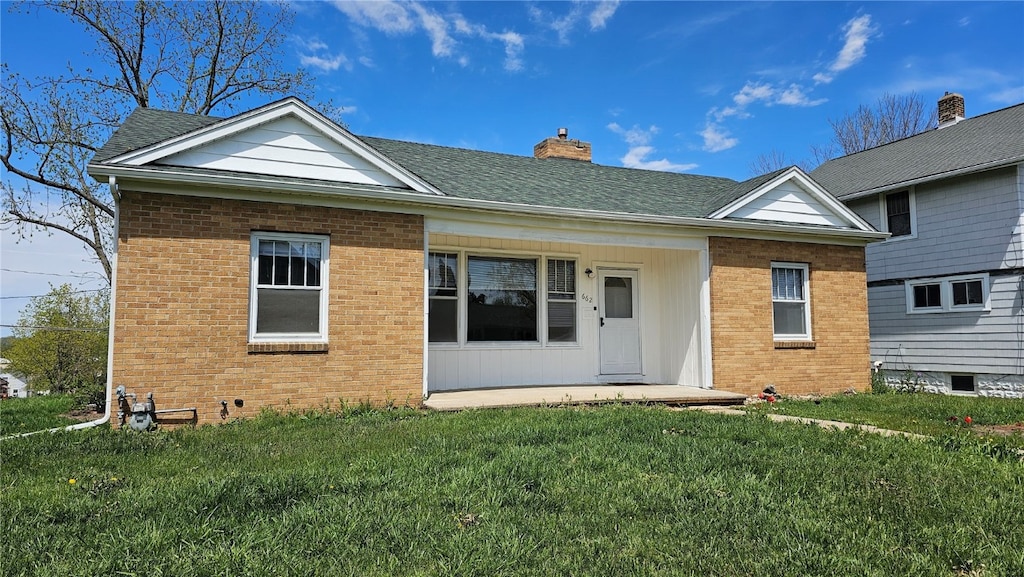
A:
[2,1,1023,333]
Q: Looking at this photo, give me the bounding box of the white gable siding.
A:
[728,181,849,227]
[157,116,407,187]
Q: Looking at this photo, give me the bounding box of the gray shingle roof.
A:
[360,136,737,218]
[93,108,221,162]
[91,107,746,218]
[811,103,1024,199]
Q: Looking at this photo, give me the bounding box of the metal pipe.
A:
[0,177,119,441]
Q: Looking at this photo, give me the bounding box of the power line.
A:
[1,268,100,280]
[0,324,107,333]
[0,288,108,300]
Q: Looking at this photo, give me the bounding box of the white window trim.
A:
[427,248,581,349]
[905,273,990,314]
[771,262,812,341]
[249,232,330,343]
[878,188,917,241]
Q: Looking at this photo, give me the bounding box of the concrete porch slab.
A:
[423,385,747,411]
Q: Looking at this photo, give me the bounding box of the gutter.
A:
[838,156,1024,202]
[87,163,889,243]
[1,177,119,441]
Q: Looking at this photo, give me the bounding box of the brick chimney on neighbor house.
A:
[938,92,966,128]
[534,128,592,162]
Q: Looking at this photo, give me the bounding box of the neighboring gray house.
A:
[812,93,1024,398]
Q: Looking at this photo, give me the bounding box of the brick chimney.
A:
[938,92,965,128]
[533,128,591,162]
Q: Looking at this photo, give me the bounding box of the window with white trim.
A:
[905,273,990,314]
[427,251,577,345]
[880,189,915,239]
[428,252,458,343]
[250,233,329,342]
[547,259,577,343]
[771,263,811,340]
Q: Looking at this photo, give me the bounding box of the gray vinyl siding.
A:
[852,166,1020,282]
[867,273,1023,374]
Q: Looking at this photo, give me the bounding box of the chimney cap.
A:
[557,127,568,140]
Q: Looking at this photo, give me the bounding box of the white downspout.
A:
[422,228,430,400]
[1,176,119,440]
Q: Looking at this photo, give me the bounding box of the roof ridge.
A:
[827,101,1024,161]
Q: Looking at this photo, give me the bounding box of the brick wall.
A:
[113,191,424,425]
[708,237,870,396]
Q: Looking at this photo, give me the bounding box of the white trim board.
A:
[104,97,443,195]
[711,167,876,232]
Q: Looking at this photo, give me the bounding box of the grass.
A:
[745,392,1024,448]
[2,404,1023,576]
[0,394,79,436]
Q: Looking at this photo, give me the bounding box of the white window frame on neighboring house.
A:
[771,262,812,341]
[249,232,330,343]
[878,188,917,241]
[905,273,990,314]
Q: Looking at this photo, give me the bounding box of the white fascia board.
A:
[87,163,889,245]
[710,167,876,232]
[104,97,443,196]
[837,156,1024,202]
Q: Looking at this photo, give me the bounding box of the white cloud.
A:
[621,146,698,172]
[607,122,657,146]
[589,1,620,31]
[733,82,775,107]
[333,1,416,33]
[989,85,1024,104]
[776,84,827,107]
[300,53,350,72]
[409,2,455,57]
[607,123,696,172]
[958,17,971,27]
[358,56,375,68]
[335,1,526,72]
[531,1,619,43]
[296,37,351,72]
[493,31,525,72]
[816,14,877,84]
[701,122,738,153]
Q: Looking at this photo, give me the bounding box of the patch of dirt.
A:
[63,408,101,422]
[976,422,1024,437]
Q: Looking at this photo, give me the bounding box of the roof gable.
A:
[102,98,442,194]
[710,167,874,231]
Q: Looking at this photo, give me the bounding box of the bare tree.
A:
[750,92,938,176]
[748,149,792,177]
[826,92,937,157]
[2,0,317,282]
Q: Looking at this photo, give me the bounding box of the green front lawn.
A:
[2,405,1022,576]
[0,394,78,436]
[745,392,1024,448]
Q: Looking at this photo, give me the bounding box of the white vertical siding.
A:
[426,234,705,391]
[158,116,407,187]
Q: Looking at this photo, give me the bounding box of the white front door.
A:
[599,269,641,375]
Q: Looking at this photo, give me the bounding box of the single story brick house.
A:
[87,97,884,424]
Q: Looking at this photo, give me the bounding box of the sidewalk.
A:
[685,405,932,440]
